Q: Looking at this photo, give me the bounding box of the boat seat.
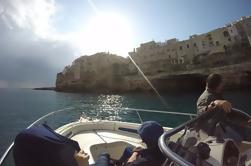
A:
[90,141,135,161]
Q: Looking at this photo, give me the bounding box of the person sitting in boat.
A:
[120,121,165,166]
[197,73,232,115]
[197,73,251,141]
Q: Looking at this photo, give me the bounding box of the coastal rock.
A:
[56,52,251,93]
[56,52,130,93]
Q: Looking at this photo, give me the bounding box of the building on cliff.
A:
[56,15,251,93]
[128,15,251,75]
[56,52,130,92]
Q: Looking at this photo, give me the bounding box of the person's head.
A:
[206,73,224,94]
[137,121,164,148]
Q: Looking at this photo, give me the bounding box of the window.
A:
[216,41,220,46]
[223,31,230,37]
[202,41,205,46]
[209,41,214,47]
[194,43,197,47]
[228,38,232,42]
[180,46,183,50]
[187,44,189,48]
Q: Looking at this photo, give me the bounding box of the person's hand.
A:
[207,102,217,112]
[213,100,232,113]
[74,150,90,166]
[133,146,143,152]
[127,152,139,163]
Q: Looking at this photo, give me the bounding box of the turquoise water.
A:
[0,88,251,157]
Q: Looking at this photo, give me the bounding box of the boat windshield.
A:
[158,108,251,166]
[0,107,196,166]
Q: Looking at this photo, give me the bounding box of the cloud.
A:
[0,0,57,38]
[0,0,75,88]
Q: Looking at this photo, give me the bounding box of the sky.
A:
[0,0,250,88]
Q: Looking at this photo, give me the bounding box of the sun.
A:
[75,12,134,57]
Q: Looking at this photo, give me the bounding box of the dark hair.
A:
[206,74,222,91]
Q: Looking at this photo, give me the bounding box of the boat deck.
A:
[56,120,179,164]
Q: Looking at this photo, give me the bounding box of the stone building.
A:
[128,39,182,74]
[192,27,235,54]
[128,15,251,74]
[230,16,251,46]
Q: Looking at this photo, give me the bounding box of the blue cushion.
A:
[13,124,80,166]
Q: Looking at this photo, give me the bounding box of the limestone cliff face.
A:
[56,51,251,93]
[148,62,251,92]
[56,53,131,92]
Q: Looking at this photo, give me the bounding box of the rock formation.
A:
[56,50,251,93]
[56,52,131,92]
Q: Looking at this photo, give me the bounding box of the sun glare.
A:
[75,12,134,57]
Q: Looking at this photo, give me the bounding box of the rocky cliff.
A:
[56,51,251,93]
[56,53,130,93]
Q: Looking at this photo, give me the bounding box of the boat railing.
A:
[0,106,197,165]
[118,107,197,123]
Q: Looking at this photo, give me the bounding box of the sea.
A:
[0,88,251,158]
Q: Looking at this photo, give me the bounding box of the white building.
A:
[129,15,251,72]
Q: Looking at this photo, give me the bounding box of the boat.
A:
[0,107,251,166]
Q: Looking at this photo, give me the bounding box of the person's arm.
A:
[127,152,139,163]
[205,101,216,112]
[124,155,147,166]
[197,102,215,114]
[200,100,232,113]
[202,100,232,113]
[213,100,232,113]
[74,150,90,166]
